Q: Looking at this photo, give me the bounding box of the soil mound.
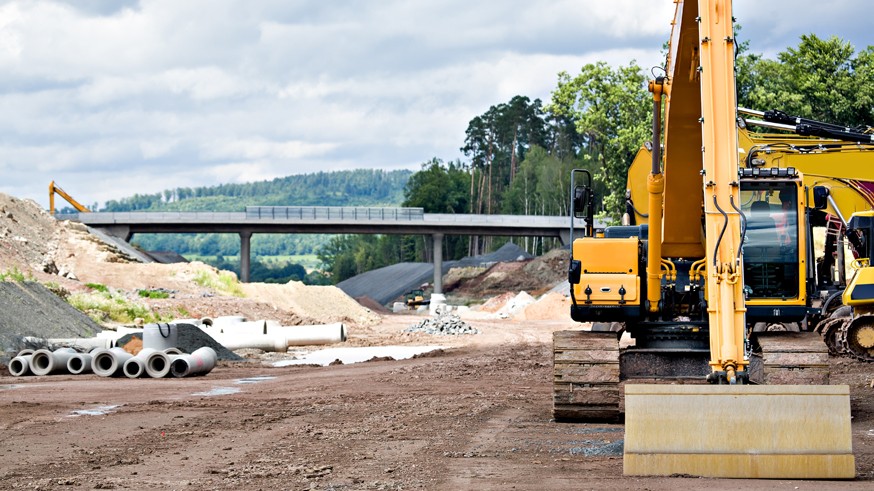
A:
[242,281,380,327]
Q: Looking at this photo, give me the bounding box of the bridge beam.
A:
[240,231,252,283]
[432,232,443,294]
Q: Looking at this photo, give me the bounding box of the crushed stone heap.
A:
[405,309,479,336]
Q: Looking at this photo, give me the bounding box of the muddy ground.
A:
[2,314,873,491]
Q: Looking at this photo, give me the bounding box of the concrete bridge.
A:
[68,206,599,290]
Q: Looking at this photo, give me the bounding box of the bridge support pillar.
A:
[432,232,443,294]
[240,231,252,283]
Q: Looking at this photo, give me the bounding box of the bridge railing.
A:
[245,206,425,221]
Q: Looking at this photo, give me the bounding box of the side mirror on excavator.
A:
[573,186,590,218]
[812,186,829,210]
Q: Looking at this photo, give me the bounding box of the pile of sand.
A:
[518,291,571,320]
[242,281,381,327]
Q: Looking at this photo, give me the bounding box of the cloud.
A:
[0,0,868,210]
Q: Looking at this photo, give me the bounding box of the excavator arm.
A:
[49,181,90,214]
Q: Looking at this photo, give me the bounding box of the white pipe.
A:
[29,348,77,376]
[91,347,133,377]
[144,349,172,378]
[44,337,114,351]
[266,323,347,345]
[163,347,183,355]
[210,323,347,352]
[9,354,32,376]
[212,333,288,352]
[122,357,146,378]
[17,349,35,356]
[217,320,267,334]
[67,353,93,375]
[170,347,217,377]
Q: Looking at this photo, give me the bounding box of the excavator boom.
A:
[49,181,90,214]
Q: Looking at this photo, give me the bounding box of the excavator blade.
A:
[623,384,855,478]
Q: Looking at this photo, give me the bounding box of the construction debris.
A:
[405,308,479,336]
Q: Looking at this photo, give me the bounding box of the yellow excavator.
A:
[555,0,860,478]
[48,181,90,214]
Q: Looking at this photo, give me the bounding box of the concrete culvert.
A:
[91,347,133,377]
[67,353,93,375]
[30,348,76,376]
[170,347,217,378]
[123,357,146,378]
[144,350,171,378]
[9,354,32,376]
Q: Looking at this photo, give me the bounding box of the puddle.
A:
[272,345,445,367]
[192,387,241,397]
[69,405,121,417]
[0,384,24,391]
[235,376,276,384]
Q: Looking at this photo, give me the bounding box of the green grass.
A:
[138,289,170,299]
[0,267,30,282]
[85,282,109,292]
[193,269,245,297]
[67,291,163,324]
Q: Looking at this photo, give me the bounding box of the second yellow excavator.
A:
[48,181,90,214]
[554,0,859,479]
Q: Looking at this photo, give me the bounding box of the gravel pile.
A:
[405,311,479,336]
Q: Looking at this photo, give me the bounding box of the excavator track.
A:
[839,314,874,361]
[749,332,829,385]
[552,330,620,422]
[816,317,846,355]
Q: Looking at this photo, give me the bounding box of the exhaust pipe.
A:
[170,347,217,377]
[9,354,33,376]
[29,348,77,376]
[67,353,93,375]
[91,347,134,377]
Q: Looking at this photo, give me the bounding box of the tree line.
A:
[84,33,873,285]
[320,33,874,283]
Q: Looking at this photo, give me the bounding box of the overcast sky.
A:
[1,1,871,210]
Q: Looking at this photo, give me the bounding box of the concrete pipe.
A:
[30,348,77,376]
[170,347,217,378]
[266,323,347,345]
[67,353,93,375]
[41,337,114,351]
[144,349,172,378]
[9,354,33,376]
[123,357,146,378]
[212,333,289,352]
[91,347,133,377]
[17,349,35,356]
[217,320,268,335]
[163,347,183,355]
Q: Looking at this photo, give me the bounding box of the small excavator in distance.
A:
[554,0,857,479]
[49,181,90,214]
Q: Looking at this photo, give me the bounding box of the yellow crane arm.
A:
[49,181,90,214]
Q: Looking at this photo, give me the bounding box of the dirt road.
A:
[1,315,873,490]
